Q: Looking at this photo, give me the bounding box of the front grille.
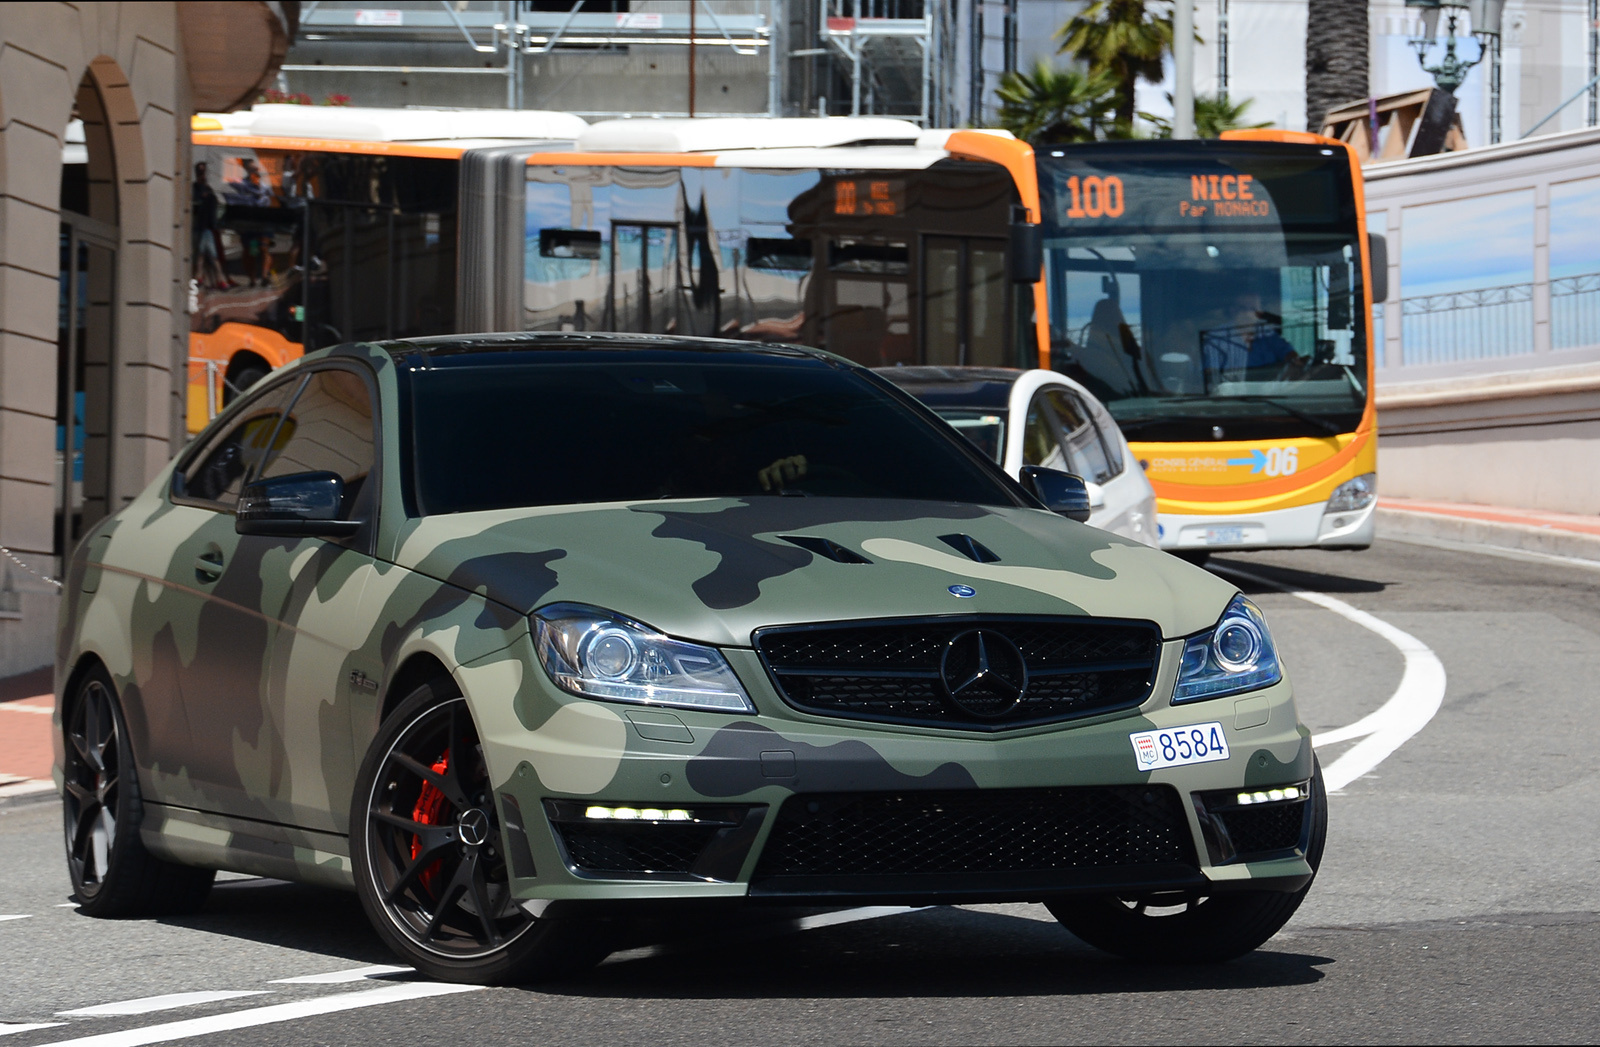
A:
[554,823,721,875]
[753,785,1195,881]
[1215,801,1306,857]
[755,617,1160,729]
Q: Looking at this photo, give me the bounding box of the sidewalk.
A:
[1377,496,1600,563]
[0,666,56,807]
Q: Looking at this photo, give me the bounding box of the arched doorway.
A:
[55,71,121,567]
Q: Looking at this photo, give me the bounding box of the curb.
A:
[0,780,57,809]
[1376,507,1600,563]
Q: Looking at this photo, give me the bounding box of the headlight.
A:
[532,603,754,713]
[1325,472,1376,513]
[1173,595,1282,703]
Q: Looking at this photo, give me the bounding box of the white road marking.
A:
[34,983,482,1047]
[57,992,272,1018]
[605,905,930,964]
[794,906,927,931]
[1213,564,1447,792]
[0,703,53,715]
[1,1024,66,1037]
[55,903,78,908]
[0,915,32,922]
[269,964,412,984]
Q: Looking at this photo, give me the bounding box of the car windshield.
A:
[407,353,1019,514]
[1037,144,1367,441]
[931,408,1006,463]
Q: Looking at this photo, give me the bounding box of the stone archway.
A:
[57,64,124,555]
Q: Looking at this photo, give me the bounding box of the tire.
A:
[1172,550,1211,567]
[1048,760,1327,963]
[62,666,215,917]
[350,678,608,985]
[222,363,269,407]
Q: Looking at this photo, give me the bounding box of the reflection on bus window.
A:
[522,161,1024,368]
[1040,149,1367,442]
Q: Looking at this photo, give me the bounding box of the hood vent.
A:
[778,535,872,564]
[938,533,1001,564]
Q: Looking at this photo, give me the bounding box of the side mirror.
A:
[1020,466,1092,522]
[1009,210,1042,284]
[1367,232,1388,304]
[1084,480,1107,510]
[237,471,361,538]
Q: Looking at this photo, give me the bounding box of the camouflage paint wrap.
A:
[56,339,1317,900]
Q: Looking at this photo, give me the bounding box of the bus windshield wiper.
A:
[1225,396,1342,435]
[1155,395,1342,436]
[1114,414,1229,435]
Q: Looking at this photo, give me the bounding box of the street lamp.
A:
[1405,1,1504,141]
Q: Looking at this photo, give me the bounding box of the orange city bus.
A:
[191,111,1378,554]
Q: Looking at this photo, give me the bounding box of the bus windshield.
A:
[1037,143,1367,441]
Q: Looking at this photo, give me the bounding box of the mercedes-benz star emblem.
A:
[939,629,1028,719]
[456,807,491,848]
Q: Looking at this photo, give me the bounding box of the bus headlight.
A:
[1326,473,1376,514]
[1174,595,1283,703]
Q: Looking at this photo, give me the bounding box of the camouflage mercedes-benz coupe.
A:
[55,334,1324,983]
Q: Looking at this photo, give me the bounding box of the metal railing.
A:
[1400,282,1534,366]
[1552,272,1600,350]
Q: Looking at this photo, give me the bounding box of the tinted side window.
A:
[1045,389,1118,483]
[257,368,375,516]
[180,379,302,508]
[1020,392,1068,470]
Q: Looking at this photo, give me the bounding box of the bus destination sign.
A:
[833,178,904,217]
[1048,167,1280,229]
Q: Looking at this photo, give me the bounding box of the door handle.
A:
[194,551,225,583]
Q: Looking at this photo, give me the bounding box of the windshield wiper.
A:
[1155,395,1343,436]
[1114,414,1231,435]
[1226,396,1342,435]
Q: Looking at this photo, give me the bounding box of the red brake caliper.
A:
[410,749,451,895]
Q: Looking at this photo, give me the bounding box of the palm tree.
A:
[1146,93,1272,139]
[1305,0,1369,133]
[996,61,1120,143]
[1057,0,1174,135]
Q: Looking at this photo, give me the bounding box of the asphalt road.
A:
[2,537,1597,1045]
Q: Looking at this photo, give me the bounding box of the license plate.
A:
[1202,526,1247,545]
[1130,722,1230,771]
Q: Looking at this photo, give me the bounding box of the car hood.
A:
[388,497,1236,647]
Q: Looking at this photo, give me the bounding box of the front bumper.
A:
[465,635,1319,906]
[1158,497,1376,552]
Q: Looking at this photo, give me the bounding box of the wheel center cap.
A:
[456,807,491,848]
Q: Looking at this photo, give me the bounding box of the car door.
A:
[206,364,380,832]
[154,376,303,816]
[251,365,379,832]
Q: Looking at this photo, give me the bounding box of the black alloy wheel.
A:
[351,680,606,984]
[1048,759,1328,963]
[62,666,214,916]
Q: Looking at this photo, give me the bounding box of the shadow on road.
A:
[551,906,1333,999]
[158,879,394,965]
[1209,555,1390,595]
[156,886,1332,997]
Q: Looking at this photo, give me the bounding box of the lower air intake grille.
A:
[753,785,1195,880]
[1214,801,1306,857]
[555,823,720,875]
[754,617,1160,729]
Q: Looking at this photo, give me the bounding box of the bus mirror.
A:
[1367,233,1388,304]
[1009,222,1043,284]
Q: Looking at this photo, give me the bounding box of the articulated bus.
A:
[191,109,1377,555]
